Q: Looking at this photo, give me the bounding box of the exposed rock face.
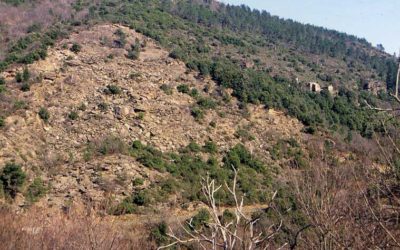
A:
[0,24,303,208]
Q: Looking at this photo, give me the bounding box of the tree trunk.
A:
[396,62,400,97]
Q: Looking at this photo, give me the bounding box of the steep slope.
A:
[0,1,399,249]
[0,24,303,208]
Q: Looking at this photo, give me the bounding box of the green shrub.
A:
[270,139,308,169]
[0,77,5,85]
[197,97,217,109]
[132,140,143,150]
[302,126,316,135]
[112,198,136,215]
[209,121,217,128]
[0,116,5,128]
[186,141,201,153]
[22,67,30,82]
[98,102,109,112]
[234,128,255,141]
[137,112,145,120]
[15,72,23,83]
[132,190,151,206]
[223,144,265,173]
[20,83,30,92]
[129,72,141,79]
[105,85,121,95]
[127,49,140,60]
[222,209,235,224]
[132,177,144,186]
[203,141,218,154]
[190,209,210,230]
[191,107,204,120]
[26,177,47,203]
[0,180,3,198]
[129,140,268,205]
[78,103,87,111]
[114,29,127,48]
[137,151,166,172]
[169,48,185,60]
[27,23,42,33]
[151,222,169,245]
[0,162,26,198]
[68,111,79,120]
[161,178,178,194]
[160,84,173,95]
[177,84,190,94]
[189,88,199,98]
[70,43,81,53]
[14,100,27,110]
[38,107,50,121]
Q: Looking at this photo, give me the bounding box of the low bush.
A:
[38,107,50,121]
[132,190,151,206]
[223,144,265,173]
[151,222,169,245]
[160,84,173,95]
[0,162,26,198]
[68,111,79,120]
[114,29,127,48]
[169,48,186,60]
[132,177,144,186]
[189,88,199,98]
[111,198,136,215]
[20,83,30,92]
[127,47,140,60]
[197,97,217,109]
[129,140,270,206]
[0,116,5,128]
[191,107,204,120]
[190,209,210,230]
[203,141,218,154]
[98,136,127,155]
[105,85,121,95]
[185,141,201,153]
[26,177,47,203]
[15,72,23,83]
[70,43,82,53]
[234,128,255,141]
[98,102,109,112]
[270,139,308,169]
[177,84,190,94]
[22,67,30,82]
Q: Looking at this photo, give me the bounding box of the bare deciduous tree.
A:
[158,167,282,250]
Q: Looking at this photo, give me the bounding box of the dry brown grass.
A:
[0,205,156,250]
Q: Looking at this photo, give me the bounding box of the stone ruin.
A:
[309,82,321,93]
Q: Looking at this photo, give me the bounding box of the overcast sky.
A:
[221,0,400,55]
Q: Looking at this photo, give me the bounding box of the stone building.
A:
[309,82,321,93]
[363,81,386,95]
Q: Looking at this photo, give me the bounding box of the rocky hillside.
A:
[0,1,399,249]
[0,24,303,208]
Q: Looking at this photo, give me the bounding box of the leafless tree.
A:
[158,167,283,250]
